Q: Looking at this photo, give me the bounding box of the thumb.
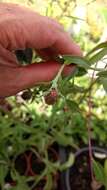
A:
[0,60,76,98]
[19,61,76,90]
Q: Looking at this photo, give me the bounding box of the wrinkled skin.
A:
[0,3,82,98]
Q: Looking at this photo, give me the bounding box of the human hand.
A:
[0,3,82,98]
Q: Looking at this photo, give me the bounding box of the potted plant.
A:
[60,146,107,190]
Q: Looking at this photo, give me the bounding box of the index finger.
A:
[36,30,82,60]
[51,30,82,56]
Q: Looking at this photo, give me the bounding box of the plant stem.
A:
[87,63,98,182]
[42,63,65,98]
[31,169,47,189]
[51,64,65,89]
[79,77,99,104]
[87,92,94,181]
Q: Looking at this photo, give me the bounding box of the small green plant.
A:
[0,41,107,189]
[93,159,107,190]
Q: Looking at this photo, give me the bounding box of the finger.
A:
[36,48,56,60]
[0,60,75,97]
[51,31,83,56]
[17,61,76,93]
[36,39,82,61]
[0,3,82,56]
[36,34,82,61]
[0,44,18,67]
[0,3,82,61]
[0,7,55,51]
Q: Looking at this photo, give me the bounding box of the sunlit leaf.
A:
[86,42,107,57]
[88,48,107,65]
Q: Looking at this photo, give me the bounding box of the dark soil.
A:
[30,152,45,175]
[15,153,27,175]
[69,152,105,190]
[4,145,60,190]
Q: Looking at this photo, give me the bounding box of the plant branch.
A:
[86,62,98,183]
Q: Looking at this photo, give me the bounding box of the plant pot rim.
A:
[26,147,59,176]
[75,146,107,157]
[59,146,107,190]
[66,146,107,190]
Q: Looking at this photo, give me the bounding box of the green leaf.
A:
[104,159,107,190]
[44,174,53,190]
[53,131,73,146]
[76,68,87,76]
[62,55,90,69]
[10,182,29,190]
[10,169,29,190]
[10,168,21,181]
[60,153,74,171]
[0,128,14,141]
[97,70,107,77]
[93,159,105,185]
[88,48,107,65]
[66,100,80,112]
[0,163,8,186]
[100,78,107,93]
[86,42,107,57]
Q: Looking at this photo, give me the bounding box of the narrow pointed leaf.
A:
[89,48,107,65]
[97,70,107,77]
[100,78,107,93]
[86,42,107,57]
[62,55,90,69]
